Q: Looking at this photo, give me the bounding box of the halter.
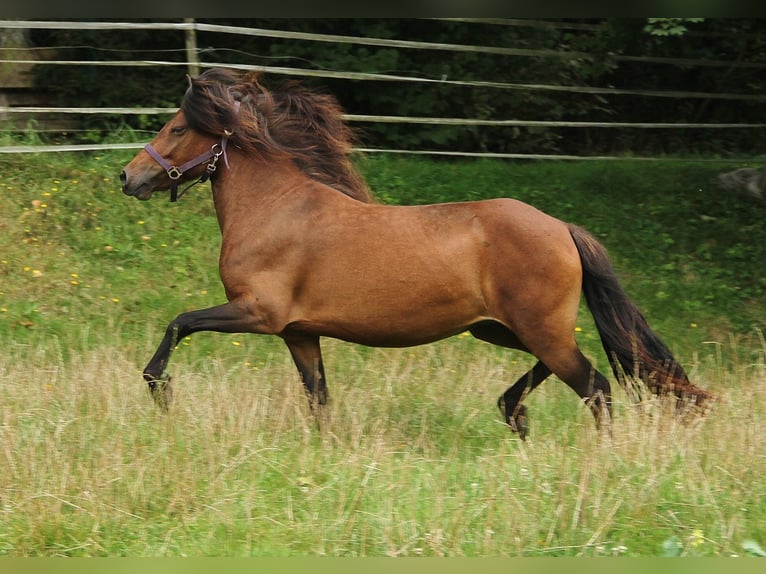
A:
[144,140,226,202]
[144,100,240,202]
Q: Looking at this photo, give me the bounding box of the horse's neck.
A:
[210,155,317,233]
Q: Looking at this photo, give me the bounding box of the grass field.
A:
[0,150,765,556]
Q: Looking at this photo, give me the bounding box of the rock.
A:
[717,167,765,201]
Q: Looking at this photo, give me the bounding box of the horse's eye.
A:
[171,126,187,135]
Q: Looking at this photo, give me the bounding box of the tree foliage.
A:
[643,18,705,36]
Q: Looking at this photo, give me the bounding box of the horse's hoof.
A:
[511,405,529,440]
[498,398,529,439]
[147,376,173,411]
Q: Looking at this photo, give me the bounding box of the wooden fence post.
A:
[184,18,200,77]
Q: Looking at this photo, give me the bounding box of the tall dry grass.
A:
[0,330,764,556]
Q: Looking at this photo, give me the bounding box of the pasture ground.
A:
[0,150,764,556]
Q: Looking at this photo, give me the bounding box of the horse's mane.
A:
[182,67,373,203]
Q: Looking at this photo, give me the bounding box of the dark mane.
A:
[182,67,373,203]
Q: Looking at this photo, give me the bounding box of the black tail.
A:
[568,224,713,407]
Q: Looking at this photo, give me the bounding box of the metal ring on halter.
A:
[166,166,183,180]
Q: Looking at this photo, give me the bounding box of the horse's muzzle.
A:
[120,170,152,201]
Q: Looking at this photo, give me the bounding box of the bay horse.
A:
[120,68,712,439]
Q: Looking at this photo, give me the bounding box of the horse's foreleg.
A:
[143,302,256,410]
[283,334,328,409]
[497,360,552,439]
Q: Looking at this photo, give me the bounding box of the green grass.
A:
[0,151,765,556]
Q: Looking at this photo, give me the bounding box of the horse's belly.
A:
[290,281,487,347]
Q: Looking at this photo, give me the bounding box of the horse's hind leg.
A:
[471,321,612,436]
[469,322,551,439]
[503,349,613,438]
[535,345,614,432]
[497,361,552,439]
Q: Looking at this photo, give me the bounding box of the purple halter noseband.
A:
[144,100,240,202]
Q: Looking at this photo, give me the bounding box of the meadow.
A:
[0,149,764,556]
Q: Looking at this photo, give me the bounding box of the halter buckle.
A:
[206,144,224,175]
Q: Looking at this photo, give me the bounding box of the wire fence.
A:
[1,19,765,162]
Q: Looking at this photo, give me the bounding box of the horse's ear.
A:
[186,74,193,91]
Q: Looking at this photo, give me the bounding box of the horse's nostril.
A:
[120,170,128,189]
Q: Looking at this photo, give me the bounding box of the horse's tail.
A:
[567,224,713,408]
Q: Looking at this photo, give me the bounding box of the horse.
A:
[120,67,713,439]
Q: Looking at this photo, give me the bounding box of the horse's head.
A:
[120,109,221,201]
[122,66,372,203]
